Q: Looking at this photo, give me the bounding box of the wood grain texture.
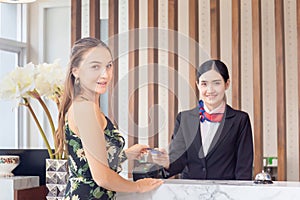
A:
[14,185,48,200]
[71,0,82,45]
[231,0,241,109]
[189,0,199,107]
[127,0,139,177]
[89,0,100,39]
[108,0,119,126]
[210,0,220,59]
[168,0,178,142]
[297,0,300,181]
[128,0,139,147]
[274,0,287,181]
[252,0,263,178]
[148,0,159,148]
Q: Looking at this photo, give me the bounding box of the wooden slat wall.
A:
[298,0,300,181]
[231,0,241,109]
[274,0,287,181]
[89,0,100,39]
[148,0,159,148]
[168,0,178,142]
[108,0,119,126]
[71,0,81,44]
[252,0,264,178]
[210,0,220,59]
[70,0,300,181]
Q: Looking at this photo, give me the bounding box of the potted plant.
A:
[0,60,65,158]
[0,60,68,198]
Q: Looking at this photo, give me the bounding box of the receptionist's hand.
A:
[151,148,170,169]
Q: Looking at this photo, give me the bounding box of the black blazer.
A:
[166,105,253,180]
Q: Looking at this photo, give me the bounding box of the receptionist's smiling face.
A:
[197,69,229,111]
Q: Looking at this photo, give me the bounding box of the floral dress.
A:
[64,116,127,200]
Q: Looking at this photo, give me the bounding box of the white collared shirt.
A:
[200,101,225,156]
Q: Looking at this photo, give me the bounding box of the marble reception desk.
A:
[116,179,300,200]
[0,176,39,200]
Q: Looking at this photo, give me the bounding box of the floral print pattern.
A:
[64,116,127,200]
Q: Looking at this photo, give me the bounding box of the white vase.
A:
[45,159,68,200]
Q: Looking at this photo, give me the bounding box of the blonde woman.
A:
[56,37,162,200]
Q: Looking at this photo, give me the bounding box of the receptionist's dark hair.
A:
[196,59,230,83]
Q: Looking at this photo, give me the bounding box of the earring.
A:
[75,77,80,86]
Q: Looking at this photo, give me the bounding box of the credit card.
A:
[145,148,163,155]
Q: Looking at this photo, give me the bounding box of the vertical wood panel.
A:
[148,0,159,148]
[168,0,178,142]
[210,0,220,59]
[232,0,241,109]
[284,0,299,181]
[89,0,100,39]
[297,0,300,181]
[261,0,277,163]
[128,0,139,178]
[138,0,149,146]
[219,0,232,105]
[128,0,139,146]
[199,0,211,60]
[177,0,190,111]
[274,0,287,181]
[158,0,169,149]
[108,0,119,125]
[240,0,254,136]
[252,0,263,177]
[71,0,82,44]
[189,0,199,106]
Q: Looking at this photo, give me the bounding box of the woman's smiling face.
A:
[197,69,230,111]
[73,46,113,95]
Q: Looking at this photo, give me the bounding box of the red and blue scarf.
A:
[198,100,224,123]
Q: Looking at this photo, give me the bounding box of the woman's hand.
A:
[125,144,149,160]
[135,178,163,193]
[151,148,170,169]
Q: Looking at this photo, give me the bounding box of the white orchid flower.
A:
[0,60,66,160]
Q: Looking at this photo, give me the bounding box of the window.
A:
[0,3,28,148]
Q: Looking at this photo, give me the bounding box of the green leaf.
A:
[82,163,89,171]
[107,191,114,198]
[69,139,80,152]
[93,187,104,199]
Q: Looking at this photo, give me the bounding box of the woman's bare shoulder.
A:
[68,101,101,125]
[71,101,99,113]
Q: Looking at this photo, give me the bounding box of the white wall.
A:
[28,0,70,148]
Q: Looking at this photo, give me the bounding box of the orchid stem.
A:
[23,98,54,159]
[34,93,58,159]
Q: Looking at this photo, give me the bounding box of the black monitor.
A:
[0,149,50,185]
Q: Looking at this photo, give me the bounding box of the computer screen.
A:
[0,149,50,185]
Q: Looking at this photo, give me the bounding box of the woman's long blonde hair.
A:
[55,37,112,156]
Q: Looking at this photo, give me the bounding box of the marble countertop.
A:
[116,179,300,200]
[0,176,39,190]
[162,178,300,187]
